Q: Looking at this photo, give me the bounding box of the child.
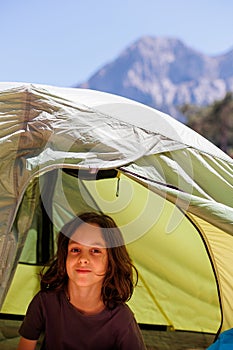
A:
[17,212,146,349]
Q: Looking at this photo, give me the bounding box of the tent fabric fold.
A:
[0,82,232,335]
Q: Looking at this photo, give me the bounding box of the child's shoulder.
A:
[110,303,135,323]
[34,289,64,304]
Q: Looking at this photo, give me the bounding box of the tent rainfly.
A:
[0,82,233,336]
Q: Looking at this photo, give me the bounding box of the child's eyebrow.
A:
[68,240,106,247]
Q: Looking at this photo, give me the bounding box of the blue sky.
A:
[1,0,233,87]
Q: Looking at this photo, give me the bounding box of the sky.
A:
[1,0,233,87]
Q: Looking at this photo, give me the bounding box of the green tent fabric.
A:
[0,82,232,335]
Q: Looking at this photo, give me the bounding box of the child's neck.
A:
[66,282,105,315]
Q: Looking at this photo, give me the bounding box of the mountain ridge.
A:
[78,36,233,120]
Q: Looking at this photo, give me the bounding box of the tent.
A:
[0,82,232,336]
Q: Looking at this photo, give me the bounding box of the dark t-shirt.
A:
[19,290,146,350]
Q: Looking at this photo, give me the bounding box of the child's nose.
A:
[79,253,89,264]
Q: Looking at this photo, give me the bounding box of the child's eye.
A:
[70,248,80,253]
[90,248,102,254]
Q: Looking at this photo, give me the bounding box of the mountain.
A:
[78,36,233,120]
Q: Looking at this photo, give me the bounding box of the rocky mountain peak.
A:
[78,36,233,120]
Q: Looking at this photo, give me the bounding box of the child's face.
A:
[66,222,108,290]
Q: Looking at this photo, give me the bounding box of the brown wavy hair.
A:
[40,212,138,308]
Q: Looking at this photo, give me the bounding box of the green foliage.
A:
[179,93,233,157]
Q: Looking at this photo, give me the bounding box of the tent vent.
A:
[62,168,118,181]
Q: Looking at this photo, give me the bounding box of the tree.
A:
[179,93,233,157]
